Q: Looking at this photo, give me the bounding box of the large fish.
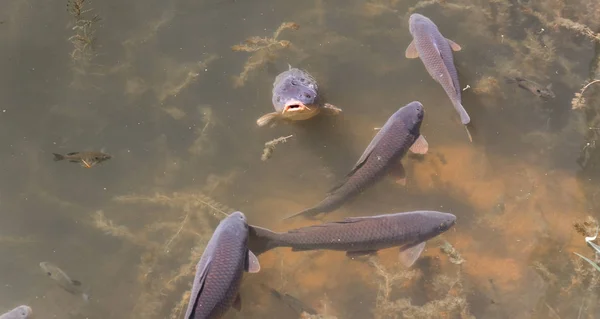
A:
[406,14,470,126]
[0,306,32,319]
[250,211,456,267]
[256,66,342,127]
[184,211,261,319]
[283,101,428,220]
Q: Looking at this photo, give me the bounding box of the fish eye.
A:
[291,80,298,86]
[46,272,52,276]
[304,94,311,99]
[536,89,541,93]
[300,78,305,82]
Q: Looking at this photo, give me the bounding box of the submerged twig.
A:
[572,80,600,109]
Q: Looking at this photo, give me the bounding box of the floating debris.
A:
[261,135,294,161]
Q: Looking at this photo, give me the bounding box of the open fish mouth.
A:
[282,100,311,114]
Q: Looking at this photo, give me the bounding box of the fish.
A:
[184,211,261,319]
[52,151,111,168]
[250,210,456,267]
[406,14,470,126]
[504,77,555,99]
[283,101,428,220]
[264,285,318,316]
[0,306,32,319]
[256,65,342,127]
[39,262,89,301]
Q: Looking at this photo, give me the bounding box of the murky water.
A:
[1,0,600,318]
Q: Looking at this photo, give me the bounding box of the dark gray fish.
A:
[505,77,555,99]
[52,151,111,168]
[39,262,89,301]
[0,306,32,319]
[265,285,318,316]
[406,14,470,126]
[257,65,341,127]
[283,101,428,220]
[184,211,261,319]
[251,210,456,267]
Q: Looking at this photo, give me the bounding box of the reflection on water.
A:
[1,0,600,317]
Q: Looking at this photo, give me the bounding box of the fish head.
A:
[538,86,556,99]
[408,13,434,35]
[95,153,112,161]
[272,70,320,121]
[11,305,32,318]
[408,211,456,242]
[39,262,57,279]
[394,101,425,133]
[434,212,456,233]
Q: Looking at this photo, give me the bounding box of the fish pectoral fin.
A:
[409,135,429,155]
[389,162,406,186]
[245,250,261,273]
[546,83,553,90]
[346,250,378,258]
[232,293,242,311]
[446,38,462,51]
[405,40,419,58]
[256,112,282,127]
[71,279,82,286]
[398,242,426,268]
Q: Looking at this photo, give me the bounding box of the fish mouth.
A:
[282,100,311,114]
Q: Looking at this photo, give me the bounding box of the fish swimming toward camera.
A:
[184,211,261,319]
[256,66,342,127]
[504,77,555,99]
[0,305,32,319]
[39,262,89,301]
[283,101,428,220]
[250,211,456,267]
[52,151,111,168]
[406,14,471,127]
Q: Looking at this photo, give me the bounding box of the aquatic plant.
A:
[574,227,600,272]
[67,0,101,65]
[572,79,600,110]
[261,135,294,161]
[231,22,300,87]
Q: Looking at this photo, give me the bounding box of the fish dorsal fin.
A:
[409,135,429,154]
[446,38,462,51]
[245,250,261,273]
[405,40,419,59]
[399,242,426,268]
[232,294,242,311]
[287,217,368,234]
[71,280,82,286]
[347,123,392,176]
[185,257,213,319]
[66,152,79,156]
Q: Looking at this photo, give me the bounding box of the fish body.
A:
[39,262,89,301]
[251,211,456,266]
[52,151,111,168]
[505,77,555,99]
[284,101,428,220]
[0,306,32,319]
[184,211,260,319]
[257,66,341,127]
[406,13,470,125]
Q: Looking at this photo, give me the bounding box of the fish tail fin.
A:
[256,112,281,127]
[453,101,471,125]
[503,76,516,84]
[248,225,284,256]
[282,207,322,221]
[52,153,65,161]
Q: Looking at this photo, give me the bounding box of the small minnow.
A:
[40,262,89,301]
[505,77,555,99]
[52,151,111,168]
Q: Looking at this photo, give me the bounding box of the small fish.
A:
[265,285,318,316]
[39,262,89,301]
[504,77,555,99]
[406,14,470,126]
[283,101,428,220]
[256,65,342,127]
[184,211,261,319]
[52,151,111,168]
[250,211,456,267]
[0,305,32,319]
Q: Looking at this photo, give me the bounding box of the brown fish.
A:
[52,151,111,168]
[504,77,555,99]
